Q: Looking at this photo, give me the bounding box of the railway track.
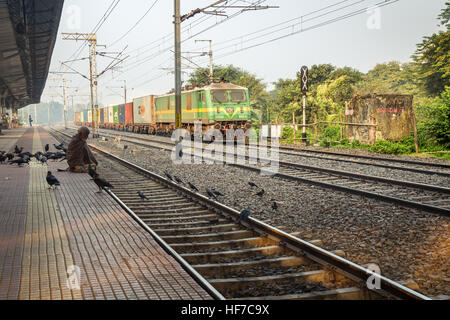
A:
[67,124,450,177]
[48,127,430,300]
[57,126,450,216]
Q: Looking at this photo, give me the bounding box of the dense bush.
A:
[319,125,340,142]
[415,87,450,149]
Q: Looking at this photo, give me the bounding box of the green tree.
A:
[413,31,450,96]
[438,1,450,29]
[412,2,450,96]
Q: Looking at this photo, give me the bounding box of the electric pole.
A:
[62,33,100,137]
[174,0,182,130]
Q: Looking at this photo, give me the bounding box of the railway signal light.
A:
[300,66,308,94]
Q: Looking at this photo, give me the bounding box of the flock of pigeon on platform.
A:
[1,143,66,190]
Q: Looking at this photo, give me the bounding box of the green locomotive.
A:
[77,81,252,135]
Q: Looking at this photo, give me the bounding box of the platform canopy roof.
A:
[0,0,64,111]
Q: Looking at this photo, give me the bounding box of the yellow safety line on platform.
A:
[19,128,79,300]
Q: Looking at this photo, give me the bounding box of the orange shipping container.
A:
[125,102,134,124]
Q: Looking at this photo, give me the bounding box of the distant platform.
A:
[0,127,213,300]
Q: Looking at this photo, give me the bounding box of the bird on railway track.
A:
[93,176,114,193]
[46,171,60,189]
[138,191,150,201]
[237,209,251,223]
[206,188,218,200]
[248,181,258,188]
[173,175,184,184]
[188,182,199,192]
[211,189,224,197]
[208,218,219,224]
[272,201,278,211]
[164,170,174,182]
[256,189,265,197]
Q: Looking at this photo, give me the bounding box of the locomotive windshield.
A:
[230,90,246,103]
[211,90,228,103]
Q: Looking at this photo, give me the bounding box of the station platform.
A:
[0,127,213,300]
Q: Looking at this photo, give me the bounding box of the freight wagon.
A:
[75,81,252,135]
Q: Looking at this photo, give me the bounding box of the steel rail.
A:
[55,127,450,215]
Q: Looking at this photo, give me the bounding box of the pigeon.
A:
[211,189,224,197]
[40,156,48,165]
[206,189,218,200]
[138,191,150,200]
[45,144,49,152]
[272,201,278,211]
[248,181,258,188]
[18,152,33,159]
[14,146,23,154]
[237,209,251,223]
[88,165,97,179]
[6,153,14,161]
[9,158,29,166]
[208,218,219,224]
[188,182,199,192]
[0,154,6,164]
[34,152,43,160]
[93,176,114,193]
[256,189,265,197]
[164,170,174,181]
[46,171,60,189]
[54,143,64,151]
[174,175,184,184]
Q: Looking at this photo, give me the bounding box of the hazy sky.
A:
[43,0,447,106]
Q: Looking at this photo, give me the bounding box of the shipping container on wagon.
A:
[88,110,92,123]
[75,112,80,123]
[118,104,125,124]
[125,102,133,124]
[103,107,109,123]
[108,106,114,123]
[83,110,88,123]
[133,95,154,124]
[113,105,119,124]
[100,108,105,123]
[79,111,84,123]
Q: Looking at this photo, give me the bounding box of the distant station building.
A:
[345,94,415,145]
[0,0,64,129]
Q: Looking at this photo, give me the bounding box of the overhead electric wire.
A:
[192,0,401,63]
[107,0,160,48]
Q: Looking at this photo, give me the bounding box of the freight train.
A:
[75,82,252,135]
